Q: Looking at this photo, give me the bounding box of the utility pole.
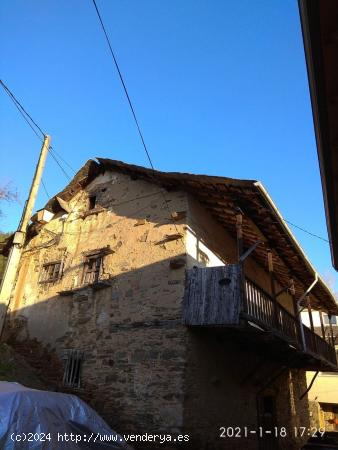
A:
[0,135,51,337]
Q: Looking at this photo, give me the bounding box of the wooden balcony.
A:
[183,265,337,371]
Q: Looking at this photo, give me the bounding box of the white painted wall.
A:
[186,227,225,268]
[301,310,337,327]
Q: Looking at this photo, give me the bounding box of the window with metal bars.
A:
[82,254,103,285]
[40,261,62,283]
[63,350,84,388]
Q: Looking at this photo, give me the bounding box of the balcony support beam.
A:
[236,213,243,261]
[236,213,247,314]
[267,249,279,329]
[239,240,261,263]
[299,371,319,400]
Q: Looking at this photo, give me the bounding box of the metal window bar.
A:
[63,350,84,388]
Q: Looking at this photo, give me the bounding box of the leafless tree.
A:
[0,183,18,217]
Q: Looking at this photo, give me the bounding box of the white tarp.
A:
[0,382,131,450]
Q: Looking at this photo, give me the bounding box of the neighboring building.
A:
[301,310,338,346]
[298,0,338,270]
[301,310,338,433]
[298,2,338,436]
[2,159,338,450]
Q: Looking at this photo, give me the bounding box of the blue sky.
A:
[0,0,337,289]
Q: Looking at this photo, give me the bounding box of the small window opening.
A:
[197,248,209,266]
[259,394,277,430]
[63,350,84,388]
[263,395,275,415]
[40,261,62,283]
[88,195,96,210]
[82,254,103,285]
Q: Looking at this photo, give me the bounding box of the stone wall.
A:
[182,331,310,450]
[8,171,189,439]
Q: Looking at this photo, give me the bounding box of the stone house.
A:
[2,159,338,450]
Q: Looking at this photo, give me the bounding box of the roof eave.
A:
[298,0,338,270]
[255,181,338,312]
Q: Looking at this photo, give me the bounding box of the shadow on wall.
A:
[2,255,311,450]
[4,256,188,435]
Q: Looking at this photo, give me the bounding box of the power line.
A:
[0,79,45,138]
[49,148,72,181]
[1,85,43,142]
[0,79,330,247]
[0,79,75,182]
[91,0,154,171]
[41,179,50,198]
[50,147,76,174]
[91,3,332,250]
[283,219,329,243]
[91,0,186,245]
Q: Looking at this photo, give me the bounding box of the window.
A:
[259,394,277,431]
[82,254,103,285]
[197,248,209,266]
[63,350,84,388]
[40,261,62,283]
[324,314,337,326]
[88,195,96,210]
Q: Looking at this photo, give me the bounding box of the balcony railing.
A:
[183,265,337,369]
[244,278,298,343]
[244,278,336,366]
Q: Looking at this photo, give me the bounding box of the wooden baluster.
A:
[319,310,326,341]
[307,296,317,354]
[290,278,301,346]
[247,282,251,315]
[328,314,335,347]
[253,285,258,320]
[262,291,267,324]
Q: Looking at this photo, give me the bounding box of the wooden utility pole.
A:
[0,135,51,336]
